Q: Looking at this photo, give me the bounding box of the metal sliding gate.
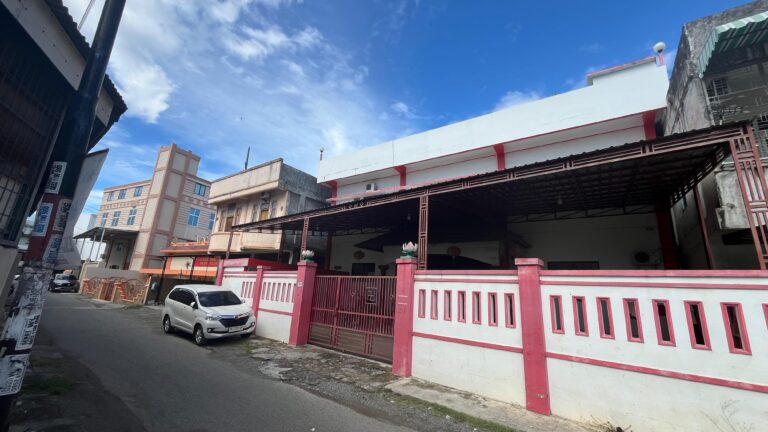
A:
[308,276,396,363]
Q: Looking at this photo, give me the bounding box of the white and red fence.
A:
[400,260,768,432]
[219,258,767,431]
[221,266,297,343]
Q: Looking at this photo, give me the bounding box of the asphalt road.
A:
[39,294,414,432]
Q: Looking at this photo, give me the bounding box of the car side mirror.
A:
[190,302,197,309]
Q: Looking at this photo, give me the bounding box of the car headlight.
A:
[205,314,221,321]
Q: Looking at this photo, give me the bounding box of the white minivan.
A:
[162,284,255,346]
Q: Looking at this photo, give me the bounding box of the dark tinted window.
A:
[198,291,242,307]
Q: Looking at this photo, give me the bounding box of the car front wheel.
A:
[193,325,206,346]
[162,316,173,333]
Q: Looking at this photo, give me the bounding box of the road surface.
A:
[39,294,414,432]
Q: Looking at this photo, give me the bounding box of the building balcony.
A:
[209,231,281,253]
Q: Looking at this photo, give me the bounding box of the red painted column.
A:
[493,144,506,171]
[392,257,417,377]
[251,266,266,320]
[515,258,551,415]
[288,261,317,346]
[655,204,679,269]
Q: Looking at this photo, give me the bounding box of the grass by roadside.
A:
[21,375,73,395]
[380,389,519,432]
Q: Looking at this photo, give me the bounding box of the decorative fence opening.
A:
[308,276,396,362]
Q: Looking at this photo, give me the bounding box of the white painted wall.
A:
[320,59,667,186]
[221,270,296,343]
[509,214,662,269]
[411,273,526,406]
[540,274,768,431]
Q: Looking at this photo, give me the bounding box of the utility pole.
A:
[0,1,126,427]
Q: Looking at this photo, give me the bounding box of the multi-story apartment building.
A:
[665,1,768,269]
[81,144,213,273]
[208,158,329,263]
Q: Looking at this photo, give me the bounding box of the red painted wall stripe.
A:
[258,308,293,316]
[540,280,768,290]
[546,352,768,394]
[412,332,522,353]
[415,278,519,284]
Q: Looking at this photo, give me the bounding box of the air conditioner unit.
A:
[632,250,661,266]
[365,182,377,192]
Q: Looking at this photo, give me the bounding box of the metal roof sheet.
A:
[698,10,768,77]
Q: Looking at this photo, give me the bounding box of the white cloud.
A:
[390,101,415,119]
[494,90,542,111]
[64,0,411,187]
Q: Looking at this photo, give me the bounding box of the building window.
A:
[106,191,114,201]
[573,296,588,336]
[623,298,644,343]
[684,301,711,350]
[134,186,143,197]
[550,295,564,333]
[101,212,108,227]
[597,297,614,339]
[126,208,137,225]
[188,208,200,226]
[111,211,120,227]
[194,183,208,196]
[504,293,516,328]
[457,291,466,323]
[117,189,126,199]
[721,303,751,355]
[653,299,676,346]
[705,77,729,102]
[208,212,215,230]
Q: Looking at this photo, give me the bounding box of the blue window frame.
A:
[188,208,200,226]
[117,189,126,199]
[134,186,143,197]
[194,183,208,196]
[208,212,215,230]
[111,211,121,227]
[106,191,114,201]
[101,212,109,226]
[126,208,137,225]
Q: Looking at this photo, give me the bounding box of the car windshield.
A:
[197,291,242,307]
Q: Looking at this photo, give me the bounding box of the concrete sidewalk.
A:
[242,337,600,432]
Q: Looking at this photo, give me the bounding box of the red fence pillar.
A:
[392,258,417,377]
[516,258,551,415]
[251,266,266,321]
[288,261,317,346]
[215,259,225,285]
[655,204,679,269]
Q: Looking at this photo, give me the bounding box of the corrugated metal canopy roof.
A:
[698,10,768,77]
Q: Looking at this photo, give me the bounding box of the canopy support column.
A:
[417,195,429,270]
[300,217,309,252]
[730,125,768,269]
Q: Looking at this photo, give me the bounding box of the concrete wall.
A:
[411,272,526,406]
[540,272,768,431]
[220,269,296,343]
[409,268,768,431]
[509,214,662,269]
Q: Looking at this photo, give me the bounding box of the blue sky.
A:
[64,0,750,231]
